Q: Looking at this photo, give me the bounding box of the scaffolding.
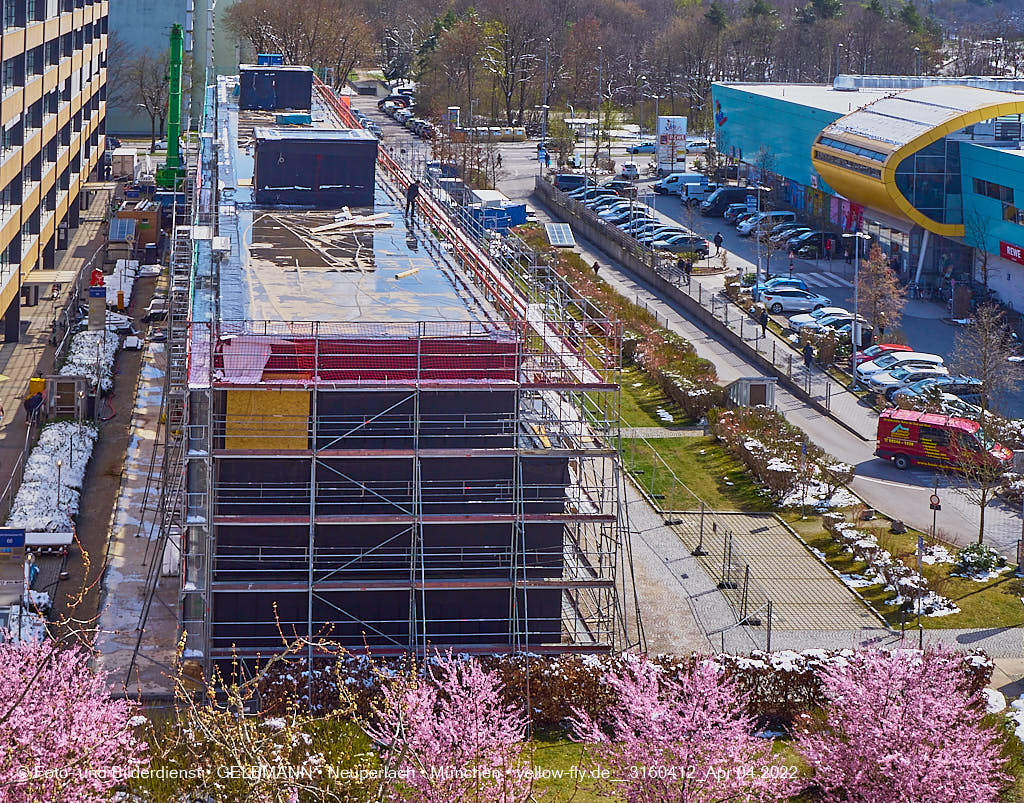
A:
[138,76,639,676]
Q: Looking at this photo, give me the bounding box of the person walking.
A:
[544,151,551,169]
[405,179,421,218]
[593,260,600,275]
[496,153,502,168]
[824,238,833,264]
[844,245,852,265]
[713,231,724,255]
[803,342,814,369]
[759,308,769,337]
[683,258,693,285]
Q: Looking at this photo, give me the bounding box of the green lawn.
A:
[622,435,773,512]
[786,514,1024,629]
[618,364,692,429]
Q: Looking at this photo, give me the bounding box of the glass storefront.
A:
[893,137,964,226]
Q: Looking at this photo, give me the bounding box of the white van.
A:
[653,172,707,196]
[736,210,796,236]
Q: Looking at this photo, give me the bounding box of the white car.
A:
[684,137,710,153]
[787,306,849,329]
[868,365,950,398]
[799,312,867,334]
[855,351,945,382]
[736,211,797,236]
[760,288,831,314]
[620,163,640,180]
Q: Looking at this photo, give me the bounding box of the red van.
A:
[876,408,1013,471]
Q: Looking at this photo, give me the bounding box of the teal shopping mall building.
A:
[711,76,1024,311]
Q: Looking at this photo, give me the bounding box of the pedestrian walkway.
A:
[0,186,115,512]
[93,339,175,697]
[799,270,853,288]
[621,425,703,438]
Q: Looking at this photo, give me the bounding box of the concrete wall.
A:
[711,84,844,193]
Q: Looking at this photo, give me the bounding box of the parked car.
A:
[855,351,945,383]
[750,277,807,299]
[700,186,750,216]
[626,140,656,154]
[737,210,797,236]
[637,227,687,244]
[569,187,616,202]
[684,137,710,153]
[798,312,868,334]
[771,227,811,248]
[850,343,914,368]
[869,366,951,399]
[554,174,591,192]
[602,179,639,198]
[651,233,710,256]
[378,94,413,109]
[596,199,634,215]
[788,230,841,257]
[875,408,1013,472]
[787,307,849,329]
[602,207,647,224]
[760,288,832,314]
[723,203,749,222]
[891,375,983,405]
[934,393,983,419]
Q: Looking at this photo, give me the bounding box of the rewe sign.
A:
[1001,241,1024,267]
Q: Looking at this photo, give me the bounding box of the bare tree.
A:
[950,303,1024,417]
[104,32,136,112]
[964,210,993,295]
[951,448,1005,546]
[856,244,907,335]
[126,51,169,151]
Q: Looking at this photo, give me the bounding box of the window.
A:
[919,426,950,447]
[45,40,58,66]
[974,178,1014,204]
[26,47,42,76]
[818,136,887,162]
[813,149,882,179]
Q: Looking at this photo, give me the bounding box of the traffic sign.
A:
[929,493,941,511]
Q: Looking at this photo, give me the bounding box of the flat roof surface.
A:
[715,83,893,114]
[239,64,313,72]
[254,126,377,142]
[825,85,1024,147]
[209,77,494,324]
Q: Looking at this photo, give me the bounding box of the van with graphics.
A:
[875,408,1013,471]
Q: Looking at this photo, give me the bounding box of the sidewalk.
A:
[0,187,114,507]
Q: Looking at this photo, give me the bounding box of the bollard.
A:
[740,317,744,339]
[826,383,831,411]
[788,354,793,378]
[772,342,776,363]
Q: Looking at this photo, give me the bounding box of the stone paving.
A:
[668,511,882,631]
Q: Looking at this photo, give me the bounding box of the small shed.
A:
[726,376,776,409]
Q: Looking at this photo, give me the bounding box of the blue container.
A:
[257,53,284,66]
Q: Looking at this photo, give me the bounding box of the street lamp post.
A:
[596,46,603,178]
[541,38,550,145]
[843,230,871,386]
[754,184,770,288]
[914,46,921,77]
[834,42,844,82]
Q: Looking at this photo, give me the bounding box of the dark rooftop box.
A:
[239,65,314,111]
[253,127,378,207]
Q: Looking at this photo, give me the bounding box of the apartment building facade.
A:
[0,0,106,339]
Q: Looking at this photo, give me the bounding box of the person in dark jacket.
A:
[759,308,769,336]
[405,180,421,217]
[713,231,724,255]
[803,342,814,368]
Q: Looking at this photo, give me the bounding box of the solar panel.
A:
[545,223,577,248]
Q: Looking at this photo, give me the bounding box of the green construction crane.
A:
[155,23,185,189]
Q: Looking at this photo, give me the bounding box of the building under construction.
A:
[160,68,633,673]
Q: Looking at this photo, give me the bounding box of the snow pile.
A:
[60,330,119,392]
[921,544,955,565]
[6,421,98,532]
[655,407,673,423]
[105,260,138,308]
[984,688,1006,714]
[24,589,51,613]
[1009,698,1024,744]
[4,605,47,642]
[781,480,860,510]
[821,513,958,618]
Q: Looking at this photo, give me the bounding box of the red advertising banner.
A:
[1001,241,1024,266]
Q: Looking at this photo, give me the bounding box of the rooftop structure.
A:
[152,75,632,675]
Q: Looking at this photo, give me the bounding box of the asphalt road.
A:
[354,98,1023,552]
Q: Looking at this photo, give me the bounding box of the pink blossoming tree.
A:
[796,647,1010,803]
[366,650,534,803]
[0,640,147,802]
[571,654,802,802]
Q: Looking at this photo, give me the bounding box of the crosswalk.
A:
[798,271,854,288]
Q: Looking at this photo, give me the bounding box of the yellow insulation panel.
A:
[224,390,310,450]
